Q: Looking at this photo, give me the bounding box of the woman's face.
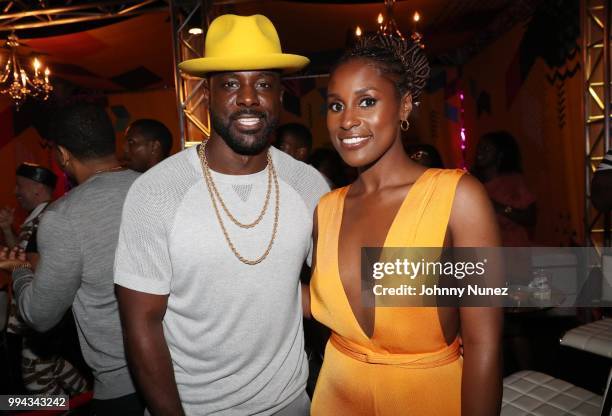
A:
[326,59,410,168]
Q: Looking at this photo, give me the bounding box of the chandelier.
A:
[356,0,424,47]
[0,33,53,108]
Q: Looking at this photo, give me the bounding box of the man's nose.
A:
[236,85,260,107]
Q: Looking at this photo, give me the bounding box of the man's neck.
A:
[204,134,269,175]
[75,155,123,184]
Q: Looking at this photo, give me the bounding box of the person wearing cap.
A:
[0,163,57,251]
[1,163,89,397]
[114,14,329,415]
[1,104,143,414]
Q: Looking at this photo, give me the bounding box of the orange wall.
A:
[280,25,584,245]
[107,88,181,156]
[0,89,181,226]
[1,21,586,246]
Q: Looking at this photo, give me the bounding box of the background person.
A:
[122,118,173,172]
[471,131,536,246]
[405,143,445,168]
[0,164,56,251]
[0,165,88,396]
[276,122,313,162]
[1,104,143,415]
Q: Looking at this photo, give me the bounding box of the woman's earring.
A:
[400,119,410,131]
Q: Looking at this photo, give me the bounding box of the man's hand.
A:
[0,246,29,271]
[0,208,15,229]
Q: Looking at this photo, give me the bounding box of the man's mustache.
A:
[230,109,266,120]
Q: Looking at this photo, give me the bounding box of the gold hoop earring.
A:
[400,119,410,131]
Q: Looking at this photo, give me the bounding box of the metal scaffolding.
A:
[169,0,212,148]
[0,0,168,32]
[583,0,612,251]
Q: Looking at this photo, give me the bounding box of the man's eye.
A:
[223,80,239,88]
[328,102,343,112]
[258,81,271,89]
[359,97,377,107]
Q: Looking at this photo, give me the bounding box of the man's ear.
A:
[400,93,413,121]
[297,147,309,161]
[57,145,71,167]
[151,140,162,156]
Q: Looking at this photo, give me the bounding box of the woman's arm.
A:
[302,207,319,320]
[450,175,503,416]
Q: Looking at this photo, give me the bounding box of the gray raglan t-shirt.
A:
[13,169,140,399]
[114,146,329,415]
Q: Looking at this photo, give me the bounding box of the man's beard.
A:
[211,109,278,156]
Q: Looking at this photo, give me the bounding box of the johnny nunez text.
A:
[372,284,508,297]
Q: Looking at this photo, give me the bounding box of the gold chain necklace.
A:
[200,145,273,229]
[198,141,279,265]
[94,165,124,175]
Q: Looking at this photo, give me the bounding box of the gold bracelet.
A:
[12,263,32,273]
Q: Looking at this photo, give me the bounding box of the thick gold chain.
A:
[198,141,279,265]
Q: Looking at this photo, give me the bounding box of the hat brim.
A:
[179,53,310,77]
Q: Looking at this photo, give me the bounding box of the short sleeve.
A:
[114,181,173,295]
[304,172,330,268]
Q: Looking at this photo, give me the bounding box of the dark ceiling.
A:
[0,0,548,91]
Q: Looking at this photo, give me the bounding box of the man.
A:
[0,163,56,251]
[276,123,312,163]
[0,165,87,396]
[114,14,329,415]
[122,119,173,172]
[2,105,142,414]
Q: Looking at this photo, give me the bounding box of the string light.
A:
[459,90,467,169]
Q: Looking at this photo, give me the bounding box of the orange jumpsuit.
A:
[311,169,465,415]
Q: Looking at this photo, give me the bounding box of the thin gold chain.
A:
[199,143,272,229]
[94,165,124,175]
[198,141,279,265]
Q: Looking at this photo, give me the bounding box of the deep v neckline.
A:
[335,169,433,342]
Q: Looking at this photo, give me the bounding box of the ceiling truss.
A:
[0,0,169,32]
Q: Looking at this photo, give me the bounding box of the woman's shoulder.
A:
[318,185,349,207]
[420,168,467,194]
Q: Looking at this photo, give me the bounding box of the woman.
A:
[471,131,536,246]
[307,34,503,415]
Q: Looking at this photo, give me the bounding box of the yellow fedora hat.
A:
[179,14,309,77]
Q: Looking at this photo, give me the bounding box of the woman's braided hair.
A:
[334,34,430,102]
